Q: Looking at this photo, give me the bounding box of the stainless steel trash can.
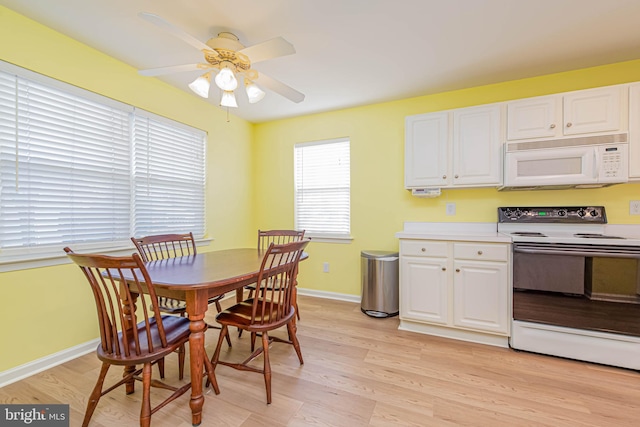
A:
[361,250,399,318]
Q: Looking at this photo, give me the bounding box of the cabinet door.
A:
[452,104,503,186]
[563,86,623,135]
[452,260,508,334]
[404,113,449,188]
[630,84,640,179]
[400,256,448,324]
[507,95,560,140]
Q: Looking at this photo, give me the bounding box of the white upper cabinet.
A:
[452,104,503,186]
[405,104,503,189]
[507,86,627,141]
[405,112,449,188]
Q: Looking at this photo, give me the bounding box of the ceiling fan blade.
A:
[256,72,305,103]
[138,63,211,77]
[239,37,295,64]
[138,12,217,55]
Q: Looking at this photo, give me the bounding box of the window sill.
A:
[0,238,213,273]
[307,234,353,244]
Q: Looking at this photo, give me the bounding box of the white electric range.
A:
[498,206,640,370]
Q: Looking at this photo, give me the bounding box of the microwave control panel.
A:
[598,144,628,180]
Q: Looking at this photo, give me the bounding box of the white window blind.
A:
[133,113,206,237]
[294,138,350,238]
[0,72,131,249]
[0,62,206,268]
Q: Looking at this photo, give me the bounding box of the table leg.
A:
[186,290,208,426]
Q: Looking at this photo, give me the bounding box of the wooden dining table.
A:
[120,247,306,426]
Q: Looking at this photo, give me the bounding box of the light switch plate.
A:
[630,200,640,215]
[446,203,456,216]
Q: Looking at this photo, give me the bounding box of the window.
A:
[294,138,350,240]
[0,62,206,270]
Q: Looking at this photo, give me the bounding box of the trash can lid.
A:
[361,250,399,259]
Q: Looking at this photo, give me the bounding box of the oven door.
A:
[505,145,596,187]
[513,242,640,295]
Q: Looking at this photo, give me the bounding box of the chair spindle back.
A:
[131,233,196,262]
[64,248,168,358]
[251,239,309,327]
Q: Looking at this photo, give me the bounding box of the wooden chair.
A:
[211,239,310,404]
[244,229,306,317]
[64,248,219,427]
[131,233,231,381]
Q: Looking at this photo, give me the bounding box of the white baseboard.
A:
[297,288,360,303]
[0,339,100,388]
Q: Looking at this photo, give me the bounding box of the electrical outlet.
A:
[630,200,640,215]
[446,202,456,216]
[323,262,330,273]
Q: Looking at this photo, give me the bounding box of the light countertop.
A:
[396,222,512,243]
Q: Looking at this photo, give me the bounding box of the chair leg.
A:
[224,328,233,347]
[287,322,304,365]
[251,332,257,352]
[156,357,165,379]
[82,362,110,427]
[202,349,220,395]
[210,324,228,371]
[177,344,185,380]
[262,331,272,404]
[140,363,152,427]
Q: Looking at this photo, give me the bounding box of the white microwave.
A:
[501,133,629,190]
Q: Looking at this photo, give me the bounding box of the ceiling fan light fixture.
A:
[245,80,266,104]
[188,73,211,98]
[220,90,238,108]
[214,64,238,91]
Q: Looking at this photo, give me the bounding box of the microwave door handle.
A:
[593,149,598,179]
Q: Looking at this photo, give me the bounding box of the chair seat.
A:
[97,315,190,365]
[216,298,295,332]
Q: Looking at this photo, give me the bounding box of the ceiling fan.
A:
[137,12,305,108]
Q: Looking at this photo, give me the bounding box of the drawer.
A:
[401,240,448,258]
[454,243,508,262]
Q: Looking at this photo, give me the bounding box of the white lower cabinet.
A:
[399,239,511,347]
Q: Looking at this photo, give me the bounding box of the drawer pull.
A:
[477,250,483,255]
[421,247,426,252]
[550,123,556,129]
[455,268,460,273]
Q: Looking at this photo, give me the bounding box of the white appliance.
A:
[498,206,640,370]
[500,133,628,190]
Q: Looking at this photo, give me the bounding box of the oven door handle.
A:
[514,247,640,258]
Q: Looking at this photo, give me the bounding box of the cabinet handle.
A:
[454,174,459,179]
[455,268,460,273]
[442,175,447,179]
[477,250,483,255]
[566,122,572,128]
[441,267,446,271]
[421,247,426,252]
[549,123,556,129]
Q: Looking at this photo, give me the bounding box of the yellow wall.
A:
[0,6,255,371]
[254,62,640,298]
[3,3,640,373]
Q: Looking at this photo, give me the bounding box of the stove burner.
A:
[511,232,547,237]
[574,233,625,239]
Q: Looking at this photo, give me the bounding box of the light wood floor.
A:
[2,295,640,426]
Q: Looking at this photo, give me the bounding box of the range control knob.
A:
[557,209,567,217]
[577,208,586,217]
[590,210,599,217]
[514,209,522,217]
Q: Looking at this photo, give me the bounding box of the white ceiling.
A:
[3,0,640,123]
